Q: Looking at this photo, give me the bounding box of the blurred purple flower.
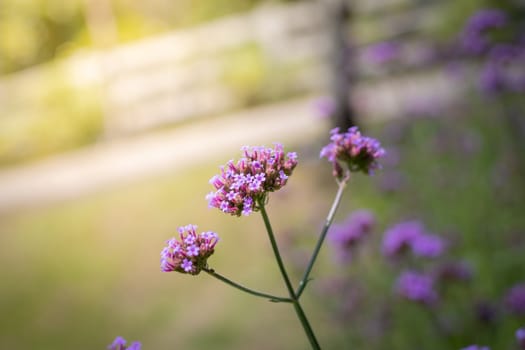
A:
[320,126,385,177]
[127,343,141,350]
[461,9,507,55]
[329,210,375,263]
[108,337,141,350]
[504,283,525,315]
[365,41,400,64]
[161,225,219,275]
[516,327,525,349]
[411,233,446,258]
[461,345,490,350]
[396,270,438,305]
[206,144,297,216]
[479,44,525,94]
[382,220,424,257]
[382,220,446,259]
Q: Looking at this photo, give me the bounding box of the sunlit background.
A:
[1,0,524,349]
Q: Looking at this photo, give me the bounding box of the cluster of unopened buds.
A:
[160,225,219,275]
[206,143,298,216]
[320,126,386,178]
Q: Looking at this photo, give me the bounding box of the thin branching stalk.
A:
[203,268,292,303]
[257,198,321,350]
[296,176,348,298]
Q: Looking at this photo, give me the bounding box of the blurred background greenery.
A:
[1,0,524,349]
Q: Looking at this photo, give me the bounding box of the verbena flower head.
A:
[329,210,375,263]
[320,126,385,177]
[160,225,219,275]
[516,327,525,349]
[206,143,298,216]
[504,283,525,315]
[382,220,446,259]
[108,336,141,350]
[396,270,438,305]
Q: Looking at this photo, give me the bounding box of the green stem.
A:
[296,178,348,298]
[203,268,292,303]
[257,198,321,350]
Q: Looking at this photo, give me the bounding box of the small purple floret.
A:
[161,225,219,275]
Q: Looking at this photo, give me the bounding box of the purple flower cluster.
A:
[108,336,141,350]
[320,126,385,177]
[160,225,219,275]
[329,210,375,262]
[504,283,525,315]
[396,270,438,305]
[206,144,298,216]
[517,327,525,349]
[382,220,446,259]
[461,9,507,55]
[459,8,525,94]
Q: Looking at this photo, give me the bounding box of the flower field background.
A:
[1,0,524,349]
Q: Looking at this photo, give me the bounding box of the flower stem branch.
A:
[203,267,292,303]
[296,176,348,298]
[257,199,321,350]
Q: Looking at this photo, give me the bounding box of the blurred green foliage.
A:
[0,0,301,75]
[220,42,319,107]
[220,43,269,106]
[0,66,102,166]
